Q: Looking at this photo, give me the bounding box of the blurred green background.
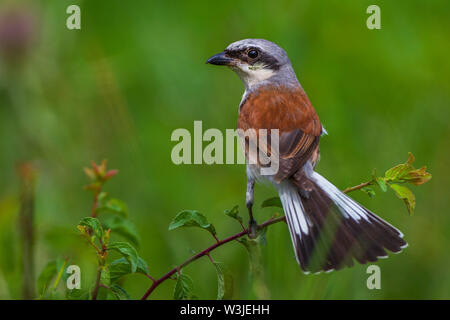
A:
[0,0,449,299]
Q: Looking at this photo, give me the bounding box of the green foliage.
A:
[109,284,131,300]
[108,242,139,273]
[96,193,129,217]
[78,217,103,240]
[37,257,67,299]
[376,178,388,192]
[66,289,90,300]
[361,186,376,198]
[102,215,140,246]
[109,257,149,283]
[213,262,233,300]
[37,261,57,298]
[224,205,243,225]
[390,184,416,215]
[38,161,150,300]
[173,273,195,300]
[361,153,431,214]
[169,210,217,237]
[384,153,430,184]
[100,266,111,287]
[238,230,270,299]
[261,197,283,209]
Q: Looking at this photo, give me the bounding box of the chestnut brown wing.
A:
[238,85,322,181]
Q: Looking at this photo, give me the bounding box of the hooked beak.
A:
[206,51,234,66]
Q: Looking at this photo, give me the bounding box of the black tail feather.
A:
[280,172,407,274]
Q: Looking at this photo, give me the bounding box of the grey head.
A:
[207,39,300,92]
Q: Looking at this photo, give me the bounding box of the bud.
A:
[103,169,118,181]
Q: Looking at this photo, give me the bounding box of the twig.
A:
[91,237,107,300]
[206,252,215,264]
[18,163,36,300]
[342,181,372,194]
[91,189,100,217]
[91,268,102,300]
[141,216,285,300]
[145,274,156,282]
[140,181,368,300]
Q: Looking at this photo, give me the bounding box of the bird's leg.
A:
[246,178,257,239]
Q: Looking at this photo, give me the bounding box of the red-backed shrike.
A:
[207,39,407,273]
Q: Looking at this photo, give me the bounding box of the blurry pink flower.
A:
[0,5,37,61]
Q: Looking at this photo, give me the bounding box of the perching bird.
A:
[207,39,407,274]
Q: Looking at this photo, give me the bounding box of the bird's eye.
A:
[248,50,259,59]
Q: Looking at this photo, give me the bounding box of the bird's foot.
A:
[248,218,258,239]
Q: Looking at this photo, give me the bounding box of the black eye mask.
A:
[225,48,280,70]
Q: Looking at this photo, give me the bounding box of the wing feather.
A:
[238,85,322,181]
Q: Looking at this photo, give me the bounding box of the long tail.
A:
[277,171,407,274]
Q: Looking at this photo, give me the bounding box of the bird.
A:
[206,39,407,274]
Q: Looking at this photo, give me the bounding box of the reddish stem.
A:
[91,267,102,300]
[342,181,372,194]
[141,216,285,300]
[91,189,100,217]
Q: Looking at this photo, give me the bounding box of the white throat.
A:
[231,63,275,91]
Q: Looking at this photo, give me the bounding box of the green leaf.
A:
[78,217,103,239]
[100,266,111,286]
[385,164,411,181]
[376,178,388,192]
[384,153,418,182]
[61,258,73,283]
[213,262,233,300]
[37,261,57,297]
[66,289,90,300]
[96,197,129,217]
[109,257,149,282]
[102,215,140,246]
[261,196,283,209]
[108,242,139,272]
[109,259,131,282]
[96,286,109,300]
[390,184,416,215]
[384,153,413,181]
[224,205,243,224]
[361,186,376,198]
[173,273,194,300]
[109,284,130,300]
[52,258,68,291]
[384,153,432,187]
[238,235,270,299]
[137,257,150,274]
[169,210,216,237]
